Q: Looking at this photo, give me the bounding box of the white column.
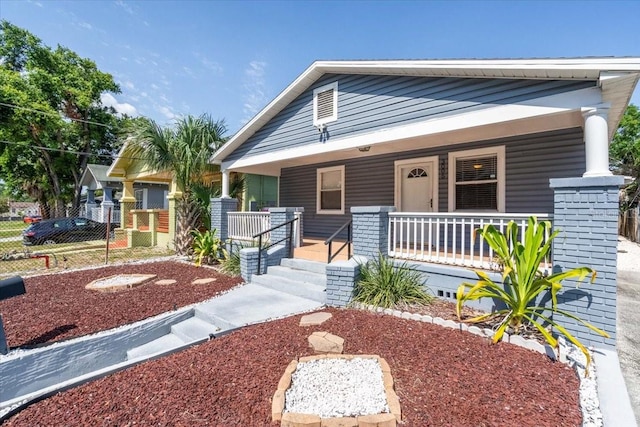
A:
[221,170,230,198]
[582,106,612,177]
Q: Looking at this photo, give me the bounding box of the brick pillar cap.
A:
[549,176,624,189]
[351,206,396,214]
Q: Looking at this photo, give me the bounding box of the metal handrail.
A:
[252,217,298,275]
[324,220,352,263]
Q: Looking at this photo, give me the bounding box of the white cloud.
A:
[242,60,268,124]
[123,81,135,90]
[159,106,177,121]
[78,22,93,30]
[194,52,223,74]
[101,93,138,117]
[115,0,134,15]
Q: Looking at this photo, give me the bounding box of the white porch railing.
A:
[228,212,271,242]
[90,207,121,224]
[388,212,552,271]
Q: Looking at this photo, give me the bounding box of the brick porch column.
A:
[549,175,623,348]
[269,207,302,254]
[351,206,396,259]
[211,197,238,242]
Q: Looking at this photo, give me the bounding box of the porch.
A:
[118,209,171,247]
[225,208,552,270]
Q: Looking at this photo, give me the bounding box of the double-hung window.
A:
[317,165,345,214]
[448,146,505,212]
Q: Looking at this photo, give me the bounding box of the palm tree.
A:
[128,114,227,255]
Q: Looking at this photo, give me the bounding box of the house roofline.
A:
[212,57,640,165]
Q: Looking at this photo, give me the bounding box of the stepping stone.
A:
[192,278,217,285]
[299,312,332,327]
[85,274,157,292]
[155,279,177,286]
[308,331,344,354]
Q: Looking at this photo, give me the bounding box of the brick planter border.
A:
[272,354,400,427]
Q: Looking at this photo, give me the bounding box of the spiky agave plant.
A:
[456,216,609,369]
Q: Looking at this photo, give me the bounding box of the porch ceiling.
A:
[227,109,583,176]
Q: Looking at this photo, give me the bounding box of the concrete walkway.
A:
[0,282,324,415]
[617,237,640,424]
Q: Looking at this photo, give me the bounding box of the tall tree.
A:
[0,21,122,217]
[610,104,640,209]
[128,114,227,254]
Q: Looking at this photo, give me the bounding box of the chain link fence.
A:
[0,203,175,279]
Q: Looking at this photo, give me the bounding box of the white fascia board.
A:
[222,86,601,171]
[107,139,131,177]
[213,62,322,163]
[316,58,640,73]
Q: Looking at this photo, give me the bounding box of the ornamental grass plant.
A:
[353,252,433,308]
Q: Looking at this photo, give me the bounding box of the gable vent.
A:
[313,81,338,127]
[316,89,334,120]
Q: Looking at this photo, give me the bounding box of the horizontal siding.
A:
[226,74,595,162]
[280,128,585,238]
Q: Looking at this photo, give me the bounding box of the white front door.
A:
[395,156,439,247]
[395,156,438,212]
[400,164,433,212]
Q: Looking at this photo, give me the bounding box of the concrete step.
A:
[126,333,186,361]
[281,258,328,275]
[265,265,327,287]
[251,274,325,303]
[193,308,238,331]
[170,317,220,343]
[194,283,324,326]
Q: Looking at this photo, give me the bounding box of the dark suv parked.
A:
[23,217,116,246]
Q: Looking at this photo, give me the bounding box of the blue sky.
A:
[2,0,640,135]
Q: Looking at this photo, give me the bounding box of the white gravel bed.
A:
[284,357,390,418]
[559,338,603,427]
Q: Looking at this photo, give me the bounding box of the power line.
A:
[0,102,113,128]
[0,139,147,161]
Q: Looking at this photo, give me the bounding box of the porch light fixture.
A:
[358,146,371,152]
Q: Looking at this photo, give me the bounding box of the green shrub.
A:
[456,216,609,370]
[353,253,433,308]
[220,242,242,276]
[191,228,222,266]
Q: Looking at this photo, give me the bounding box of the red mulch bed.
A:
[0,260,242,349]
[4,308,581,426]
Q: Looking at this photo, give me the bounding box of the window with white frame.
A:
[317,165,345,214]
[448,146,505,212]
[313,82,338,127]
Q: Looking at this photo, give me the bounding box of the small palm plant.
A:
[456,216,609,369]
[191,228,222,267]
[354,253,433,308]
[219,240,245,277]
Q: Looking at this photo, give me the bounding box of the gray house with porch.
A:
[211,58,640,352]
